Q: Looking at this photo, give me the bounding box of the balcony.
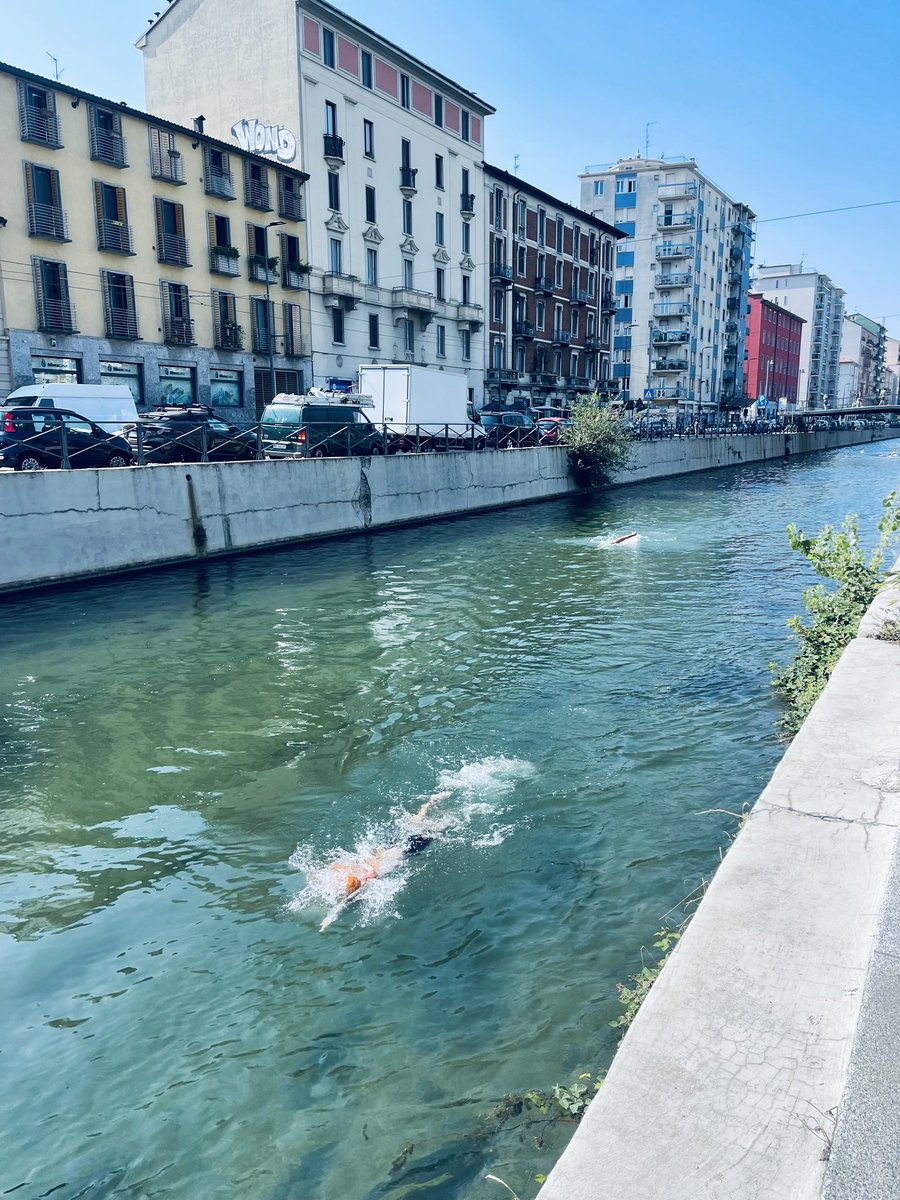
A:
[552,329,572,345]
[655,386,689,400]
[36,296,77,333]
[216,321,244,351]
[158,233,190,266]
[731,219,752,238]
[27,202,69,241]
[151,148,184,185]
[728,270,743,285]
[245,179,271,211]
[205,167,235,200]
[585,335,604,351]
[652,329,689,344]
[534,275,554,294]
[485,368,518,384]
[654,272,692,289]
[324,134,345,165]
[278,188,305,221]
[20,104,61,147]
[569,375,591,389]
[658,181,698,201]
[724,320,738,333]
[729,245,743,262]
[600,291,616,313]
[535,372,560,388]
[653,358,689,372]
[726,296,741,310]
[399,166,417,195]
[105,308,139,340]
[653,301,690,317]
[209,247,240,276]
[90,126,127,167]
[391,286,436,322]
[248,255,278,284]
[457,302,484,329]
[163,316,195,345]
[282,261,307,289]
[97,219,133,254]
[460,192,475,216]
[491,262,514,285]
[657,212,695,230]
[570,288,590,306]
[656,242,693,259]
[513,320,536,339]
[322,272,363,309]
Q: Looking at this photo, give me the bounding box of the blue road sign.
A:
[643,388,655,400]
[757,395,768,408]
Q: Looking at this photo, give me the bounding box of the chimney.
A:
[193,115,205,134]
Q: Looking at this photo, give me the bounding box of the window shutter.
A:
[115,186,126,223]
[207,212,217,248]
[93,181,104,224]
[174,203,185,238]
[154,197,164,246]
[23,162,35,206]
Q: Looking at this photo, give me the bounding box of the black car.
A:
[128,406,258,463]
[0,407,134,471]
[480,411,539,448]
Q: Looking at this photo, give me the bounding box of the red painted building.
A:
[745,294,805,407]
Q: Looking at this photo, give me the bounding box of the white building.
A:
[884,336,900,405]
[579,157,755,420]
[139,0,494,407]
[839,312,887,404]
[751,265,844,409]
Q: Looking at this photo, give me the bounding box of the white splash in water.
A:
[592,532,641,549]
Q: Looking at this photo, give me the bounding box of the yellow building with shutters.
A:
[0,61,310,417]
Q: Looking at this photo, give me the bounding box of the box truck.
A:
[357,364,485,451]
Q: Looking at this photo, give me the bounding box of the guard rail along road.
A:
[0,425,896,595]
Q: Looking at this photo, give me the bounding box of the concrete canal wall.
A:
[537,566,900,1200]
[0,426,896,594]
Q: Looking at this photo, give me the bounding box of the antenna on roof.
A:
[45,52,63,82]
[644,120,657,159]
[513,153,520,177]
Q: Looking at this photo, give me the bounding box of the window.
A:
[435,266,445,300]
[461,109,470,142]
[555,259,563,287]
[537,208,546,247]
[283,303,304,357]
[460,329,471,360]
[593,180,604,196]
[31,353,80,385]
[100,359,144,403]
[435,212,444,246]
[212,290,242,349]
[100,271,138,339]
[251,296,275,353]
[493,186,504,230]
[89,105,127,166]
[329,237,343,274]
[159,281,193,345]
[402,258,414,288]
[462,274,471,304]
[553,304,563,335]
[571,351,579,377]
[154,198,189,265]
[402,199,413,235]
[517,246,526,276]
[493,290,504,322]
[207,213,237,272]
[571,310,579,337]
[434,94,443,127]
[323,27,335,67]
[435,154,444,189]
[332,307,345,343]
[94,182,131,253]
[210,367,243,407]
[573,226,581,260]
[24,163,67,240]
[365,185,376,223]
[368,313,380,348]
[280,232,305,287]
[461,167,470,193]
[149,127,183,183]
[536,301,545,331]
[616,177,636,193]
[462,222,471,254]
[361,50,373,88]
[400,73,410,109]
[244,160,271,210]
[328,171,341,211]
[363,119,375,158]
[492,339,503,369]
[366,247,378,286]
[537,252,545,277]
[17,81,61,147]
[278,172,304,220]
[325,101,338,137]
[436,324,446,357]
[404,319,414,353]
[203,146,234,199]
[516,198,526,238]
[556,216,564,252]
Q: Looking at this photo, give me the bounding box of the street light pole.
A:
[264,219,286,403]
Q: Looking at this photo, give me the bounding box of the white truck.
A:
[357,364,485,451]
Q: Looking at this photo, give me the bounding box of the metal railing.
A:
[28,202,69,240]
[90,126,128,166]
[97,219,133,254]
[245,179,271,210]
[19,104,61,146]
[158,233,190,266]
[324,135,345,161]
[205,167,235,199]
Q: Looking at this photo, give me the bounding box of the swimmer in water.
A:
[610,531,638,544]
[319,790,452,930]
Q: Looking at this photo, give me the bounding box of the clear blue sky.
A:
[6,0,899,335]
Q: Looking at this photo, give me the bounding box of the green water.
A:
[1,444,898,1200]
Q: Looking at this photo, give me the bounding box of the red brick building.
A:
[483,163,620,412]
[744,294,805,409]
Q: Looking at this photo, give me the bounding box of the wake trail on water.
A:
[287,755,535,929]
[592,532,642,549]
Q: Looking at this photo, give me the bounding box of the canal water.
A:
[1,443,898,1200]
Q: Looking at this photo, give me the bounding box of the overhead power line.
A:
[757,199,900,224]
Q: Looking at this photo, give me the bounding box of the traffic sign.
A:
[643,388,655,400]
[757,395,768,408]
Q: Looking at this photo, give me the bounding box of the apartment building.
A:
[744,294,804,410]
[482,164,618,412]
[884,336,900,405]
[838,312,887,404]
[140,0,494,407]
[580,157,755,419]
[751,265,844,409]
[0,62,309,417]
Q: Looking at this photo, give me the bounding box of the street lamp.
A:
[264,219,285,402]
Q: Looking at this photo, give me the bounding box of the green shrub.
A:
[561,396,635,490]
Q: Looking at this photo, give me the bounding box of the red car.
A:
[536,417,567,445]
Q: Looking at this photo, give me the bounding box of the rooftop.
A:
[484,162,624,239]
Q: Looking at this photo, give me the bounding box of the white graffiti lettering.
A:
[231,118,297,164]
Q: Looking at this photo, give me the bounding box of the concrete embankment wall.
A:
[0,427,895,595]
[537,569,900,1199]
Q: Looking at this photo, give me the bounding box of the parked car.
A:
[261,396,385,458]
[0,407,134,470]
[3,383,138,434]
[128,406,258,463]
[480,411,539,448]
[536,417,568,445]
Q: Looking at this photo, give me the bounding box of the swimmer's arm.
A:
[411,790,452,823]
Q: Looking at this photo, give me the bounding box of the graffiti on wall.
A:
[231,118,297,163]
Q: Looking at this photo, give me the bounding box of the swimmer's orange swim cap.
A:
[346,875,362,896]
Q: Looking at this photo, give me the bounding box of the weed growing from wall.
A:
[561,396,635,490]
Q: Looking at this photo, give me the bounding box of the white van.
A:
[3,384,138,434]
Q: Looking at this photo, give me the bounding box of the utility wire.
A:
[756,199,900,224]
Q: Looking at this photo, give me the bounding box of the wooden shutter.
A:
[115,186,127,223]
[23,162,35,207]
[154,197,164,246]
[93,180,104,224]
[174,203,185,238]
[207,212,217,249]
